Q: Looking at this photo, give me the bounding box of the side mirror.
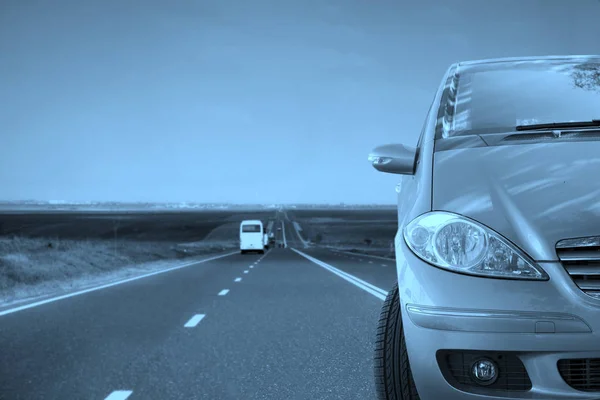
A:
[368,143,417,175]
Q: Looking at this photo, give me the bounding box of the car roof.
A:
[454,55,600,69]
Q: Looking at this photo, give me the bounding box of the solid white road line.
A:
[291,249,387,300]
[184,314,206,328]
[0,251,238,318]
[218,289,229,296]
[234,277,242,282]
[332,249,395,262]
[105,390,133,400]
[284,211,310,248]
[243,270,249,274]
[281,220,287,247]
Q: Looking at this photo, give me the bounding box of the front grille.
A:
[558,358,600,392]
[437,350,532,393]
[556,236,600,299]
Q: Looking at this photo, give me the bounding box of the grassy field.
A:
[0,210,272,305]
[0,237,239,306]
[287,208,398,258]
[0,210,276,241]
[0,208,396,305]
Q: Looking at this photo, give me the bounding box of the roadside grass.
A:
[0,235,237,306]
[0,215,397,306]
[293,218,397,258]
[202,222,241,243]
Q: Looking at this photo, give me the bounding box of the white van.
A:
[240,220,265,254]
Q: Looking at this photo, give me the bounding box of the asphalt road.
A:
[0,211,397,400]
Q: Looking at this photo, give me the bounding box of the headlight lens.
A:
[404,211,548,280]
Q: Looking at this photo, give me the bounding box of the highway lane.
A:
[0,214,396,400]
[0,251,264,400]
[280,210,301,249]
[292,248,397,294]
[126,248,383,400]
[273,210,287,248]
[280,211,396,293]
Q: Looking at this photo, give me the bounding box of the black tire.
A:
[260,250,265,254]
[374,282,421,400]
[240,250,246,255]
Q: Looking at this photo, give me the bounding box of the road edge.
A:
[0,251,238,317]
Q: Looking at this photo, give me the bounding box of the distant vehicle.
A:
[239,220,265,254]
[268,232,276,245]
[369,55,600,400]
[277,227,282,231]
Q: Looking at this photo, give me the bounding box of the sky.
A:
[1,0,600,204]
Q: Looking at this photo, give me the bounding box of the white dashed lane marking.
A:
[105,390,133,400]
[218,289,229,296]
[184,314,206,328]
[234,277,242,282]
[243,270,249,274]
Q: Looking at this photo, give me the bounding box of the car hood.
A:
[432,141,600,261]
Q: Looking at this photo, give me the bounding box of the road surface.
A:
[0,211,398,400]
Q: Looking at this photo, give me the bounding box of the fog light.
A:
[471,358,498,386]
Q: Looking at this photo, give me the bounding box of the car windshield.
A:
[440,58,600,138]
[242,224,262,233]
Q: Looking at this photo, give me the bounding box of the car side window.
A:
[413,128,425,172]
[413,100,433,171]
[416,127,425,149]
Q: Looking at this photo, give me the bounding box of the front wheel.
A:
[374,283,421,400]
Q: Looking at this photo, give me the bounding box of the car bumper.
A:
[240,245,262,250]
[403,310,600,399]
[396,235,600,399]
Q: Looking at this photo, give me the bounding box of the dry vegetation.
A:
[0,209,396,305]
[295,217,397,258]
[0,235,237,305]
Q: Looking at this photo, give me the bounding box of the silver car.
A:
[369,55,600,399]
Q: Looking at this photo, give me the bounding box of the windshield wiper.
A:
[516,120,600,131]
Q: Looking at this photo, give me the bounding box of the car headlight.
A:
[403,211,548,280]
